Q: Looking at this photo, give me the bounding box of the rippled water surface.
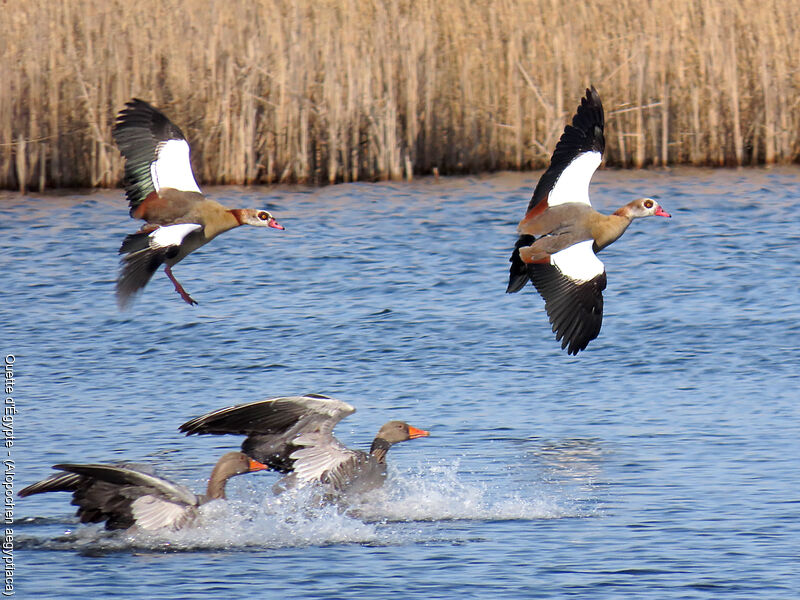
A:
[3,168,799,599]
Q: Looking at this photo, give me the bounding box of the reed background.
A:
[2,0,799,191]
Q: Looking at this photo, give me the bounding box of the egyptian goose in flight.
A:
[507,87,671,354]
[180,394,430,496]
[18,452,268,531]
[112,98,285,308]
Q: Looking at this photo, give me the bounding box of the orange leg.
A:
[164,265,197,306]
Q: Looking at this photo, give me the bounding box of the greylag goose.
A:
[18,452,267,531]
[113,99,285,308]
[507,86,671,354]
[179,394,430,495]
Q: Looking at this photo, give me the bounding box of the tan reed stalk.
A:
[2,0,800,190]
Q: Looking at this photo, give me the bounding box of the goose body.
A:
[113,99,284,308]
[180,394,430,496]
[18,452,267,531]
[507,87,670,354]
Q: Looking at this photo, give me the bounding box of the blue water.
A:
[3,168,799,599]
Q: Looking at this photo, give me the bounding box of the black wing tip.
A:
[179,406,238,435]
[574,85,605,152]
[585,86,601,106]
[113,98,154,132]
[113,97,186,141]
[114,97,159,121]
[526,85,605,211]
[177,399,275,436]
[178,414,217,435]
[560,325,594,355]
[528,264,606,355]
[563,340,586,355]
[506,275,528,294]
[121,97,155,113]
[17,470,81,497]
[178,422,201,436]
[580,86,603,117]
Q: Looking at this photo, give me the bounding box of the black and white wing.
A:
[113,98,202,213]
[528,240,607,355]
[527,86,605,213]
[508,87,605,295]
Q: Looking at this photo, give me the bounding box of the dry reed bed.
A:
[2,0,799,191]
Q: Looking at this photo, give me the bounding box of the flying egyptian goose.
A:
[18,452,268,531]
[112,98,285,308]
[179,394,430,496]
[506,86,671,354]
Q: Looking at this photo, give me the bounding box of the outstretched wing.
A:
[180,394,354,437]
[18,471,86,496]
[19,462,198,531]
[54,463,198,507]
[526,86,605,215]
[527,240,607,355]
[180,394,356,472]
[113,99,202,214]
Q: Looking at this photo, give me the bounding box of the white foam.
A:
[547,151,601,207]
[130,494,382,551]
[19,462,587,553]
[150,139,202,193]
[347,461,575,523]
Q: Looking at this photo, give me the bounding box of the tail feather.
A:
[116,247,168,309]
[506,234,536,293]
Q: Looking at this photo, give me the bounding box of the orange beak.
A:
[408,425,430,439]
[248,458,269,472]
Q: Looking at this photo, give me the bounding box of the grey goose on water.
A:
[18,451,268,531]
[180,394,430,496]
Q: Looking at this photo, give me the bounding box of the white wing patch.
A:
[289,433,353,484]
[551,240,605,282]
[150,139,202,193]
[131,495,195,531]
[148,223,202,248]
[547,151,602,208]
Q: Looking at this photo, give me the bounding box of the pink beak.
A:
[654,206,671,218]
[268,218,285,230]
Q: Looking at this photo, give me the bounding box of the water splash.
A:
[346,460,582,523]
[16,492,382,555]
[16,461,588,554]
